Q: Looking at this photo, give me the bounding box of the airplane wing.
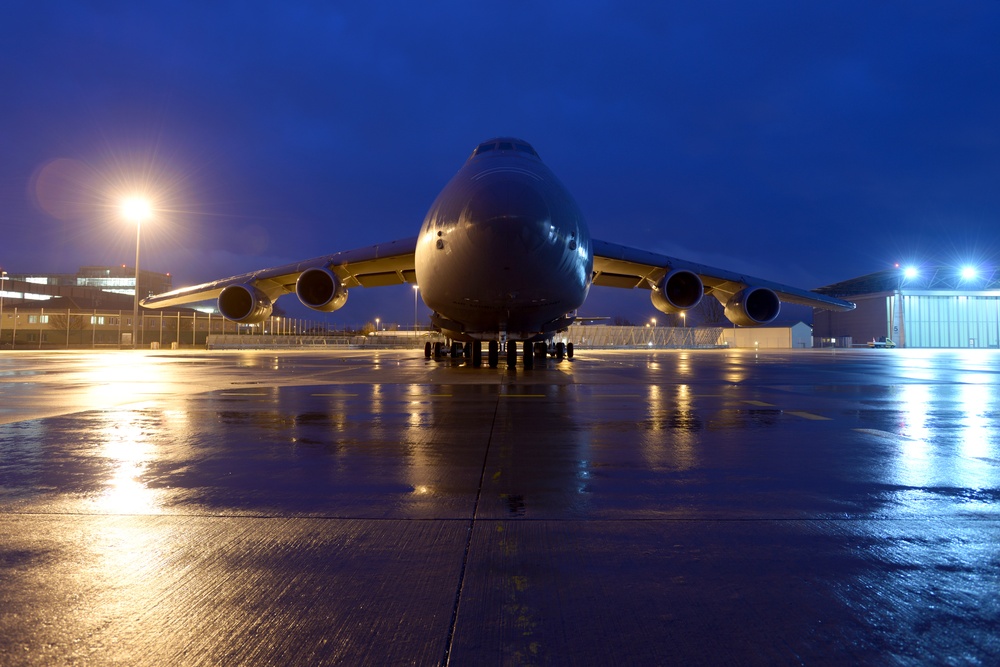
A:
[591,239,855,312]
[141,236,418,309]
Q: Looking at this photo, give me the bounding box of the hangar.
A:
[813,265,1000,348]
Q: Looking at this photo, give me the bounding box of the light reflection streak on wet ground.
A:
[0,348,998,664]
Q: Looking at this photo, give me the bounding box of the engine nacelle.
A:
[296,267,348,312]
[724,287,781,326]
[218,284,273,324]
[650,269,703,314]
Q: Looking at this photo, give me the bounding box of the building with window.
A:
[7,265,172,301]
[813,265,1000,348]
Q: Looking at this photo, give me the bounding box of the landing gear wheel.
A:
[567,342,574,359]
[488,340,499,368]
[451,341,460,358]
[506,340,517,367]
[434,341,443,358]
[424,342,432,359]
[523,344,534,369]
[472,340,482,367]
[555,341,565,360]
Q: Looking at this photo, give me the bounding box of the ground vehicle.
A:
[868,336,896,348]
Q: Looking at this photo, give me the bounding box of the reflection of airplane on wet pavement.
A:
[143,137,855,368]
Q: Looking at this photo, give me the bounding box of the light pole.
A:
[375,317,380,332]
[413,285,419,333]
[0,270,6,347]
[122,197,151,349]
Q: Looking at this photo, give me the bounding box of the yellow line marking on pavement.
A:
[743,400,775,407]
[787,411,831,421]
[501,394,547,398]
[311,393,359,397]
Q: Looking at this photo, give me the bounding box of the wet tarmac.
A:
[1,348,998,665]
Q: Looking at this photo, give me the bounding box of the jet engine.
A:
[218,284,273,323]
[296,267,348,312]
[723,287,780,326]
[650,269,703,314]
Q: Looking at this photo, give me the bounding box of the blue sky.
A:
[2,2,999,325]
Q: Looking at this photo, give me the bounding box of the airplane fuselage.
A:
[414,138,592,341]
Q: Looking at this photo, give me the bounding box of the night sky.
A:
[3,3,999,326]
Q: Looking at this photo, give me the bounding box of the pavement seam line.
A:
[441,372,506,666]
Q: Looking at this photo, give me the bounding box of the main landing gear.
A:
[426,338,572,369]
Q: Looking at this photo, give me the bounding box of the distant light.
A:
[903,266,918,279]
[961,266,978,280]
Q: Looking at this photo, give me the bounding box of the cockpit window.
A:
[472,139,539,158]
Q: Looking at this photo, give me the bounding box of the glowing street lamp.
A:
[375,317,380,332]
[961,265,978,281]
[122,197,151,348]
[903,266,918,279]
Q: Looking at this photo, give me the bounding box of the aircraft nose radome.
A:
[462,179,550,252]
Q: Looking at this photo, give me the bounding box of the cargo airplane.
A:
[142,137,855,367]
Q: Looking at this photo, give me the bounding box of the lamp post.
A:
[413,285,419,333]
[122,198,151,349]
[375,317,380,332]
[0,270,6,347]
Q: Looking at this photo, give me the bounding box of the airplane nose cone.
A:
[462,179,550,252]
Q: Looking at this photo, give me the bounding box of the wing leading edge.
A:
[141,237,418,310]
[591,239,855,312]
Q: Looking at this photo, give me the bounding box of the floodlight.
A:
[961,266,978,280]
[903,266,918,279]
[121,196,152,222]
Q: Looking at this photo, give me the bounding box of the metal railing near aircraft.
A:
[564,324,725,349]
[0,307,349,350]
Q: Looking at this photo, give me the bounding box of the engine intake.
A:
[218,284,273,323]
[650,269,703,314]
[296,267,348,312]
[724,287,780,326]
